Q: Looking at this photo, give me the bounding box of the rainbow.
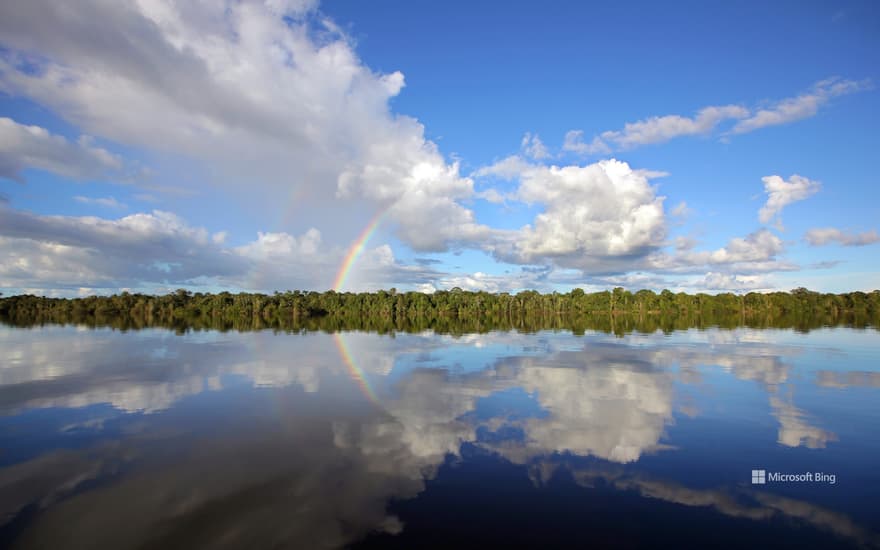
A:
[332,332,380,405]
[330,209,389,406]
[333,210,386,291]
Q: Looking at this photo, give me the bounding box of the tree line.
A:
[1,287,878,335]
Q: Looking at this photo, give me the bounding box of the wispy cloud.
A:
[74,195,126,209]
[804,228,880,247]
[563,78,869,155]
[520,132,550,160]
[731,77,870,135]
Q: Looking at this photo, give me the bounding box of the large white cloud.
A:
[0,0,487,251]
[479,158,667,271]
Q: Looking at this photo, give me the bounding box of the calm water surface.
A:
[0,326,878,549]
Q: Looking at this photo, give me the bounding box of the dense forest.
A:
[1,287,878,335]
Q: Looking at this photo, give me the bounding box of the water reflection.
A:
[543,460,878,547]
[0,326,878,548]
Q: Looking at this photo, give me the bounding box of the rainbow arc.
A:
[331,210,388,405]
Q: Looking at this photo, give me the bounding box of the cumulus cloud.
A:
[475,158,794,282]
[703,229,785,264]
[804,227,880,247]
[0,0,486,252]
[480,159,667,271]
[430,268,557,294]
[0,205,246,290]
[654,229,784,268]
[585,271,678,291]
[758,174,821,228]
[0,205,416,293]
[0,204,498,295]
[0,117,123,183]
[699,272,772,292]
[648,228,789,276]
[732,77,870,134]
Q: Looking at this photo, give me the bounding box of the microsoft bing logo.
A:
[751,469,766,484]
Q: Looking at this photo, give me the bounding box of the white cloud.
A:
[758,174,821,228]
[804,227,880,247]
[481,159,667,271]
[0,2,853,293]
[474,188,507,204]
[600,104,748,150]
[73,195,126,209]
[562,130,610,155]
[474,159,791,284]
[472,155,532,180]
[237,229,323,259]
[647,229,791,277]
[0,204,485,295]
[0,117,123,182]
[699,272,772,292]
[431,269,554,294]
[732,77,870,135]
[0,0,486,252]
[563,78,867,155]
[669,201,691,218]
[704,229,785,264]
[586,271,678,291]
[0,206,246,290]
[520,132,550,160]
[674,236,698,251]
[0,205,400,293]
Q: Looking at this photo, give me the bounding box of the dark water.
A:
[0,326,878,549]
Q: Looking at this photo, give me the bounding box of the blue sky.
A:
[0,0,878,296]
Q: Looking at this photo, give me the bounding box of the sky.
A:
[0,0,878,296]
